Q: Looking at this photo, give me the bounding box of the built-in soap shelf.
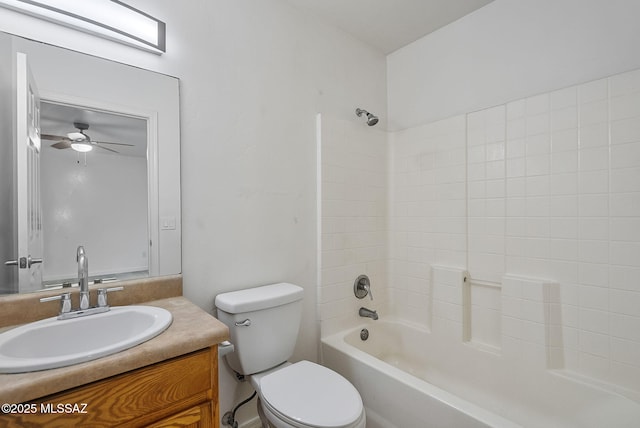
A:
[431,265,561,369]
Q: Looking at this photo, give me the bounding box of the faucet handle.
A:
[40,292,72,314]
[354,275,373,301]
[97,286,124,307]
[363,283,373,300]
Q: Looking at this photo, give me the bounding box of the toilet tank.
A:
[215,283,304,375]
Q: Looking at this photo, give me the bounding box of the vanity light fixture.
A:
[0,0,166,54]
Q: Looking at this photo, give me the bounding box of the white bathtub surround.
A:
[501,275,561,369]
[318,114,389,336]
[430,268,562,366]
[467,105,507,284]
[431,265,467,339]
[390,116,467,327]
[384,68,640,396]
[322,321,640,428]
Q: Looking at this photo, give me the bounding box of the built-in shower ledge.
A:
[0,295,230,404]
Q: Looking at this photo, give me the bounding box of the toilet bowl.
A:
[215,283,366,428]
[251,361,365,428]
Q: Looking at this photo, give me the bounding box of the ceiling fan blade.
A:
[41,134,68,142]
[51,141,72,149]
[94,144,119,154]
[93,141,135,147]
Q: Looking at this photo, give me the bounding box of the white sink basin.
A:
[0,306,172,373]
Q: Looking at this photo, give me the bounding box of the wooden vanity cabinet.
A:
[3,346,219,428]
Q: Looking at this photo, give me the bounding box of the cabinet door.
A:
[2,348,216,428]
[146,402,213,428]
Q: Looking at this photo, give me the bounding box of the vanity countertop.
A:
[0,296,229,404]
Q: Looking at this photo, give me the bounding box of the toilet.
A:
[215,283,366,428]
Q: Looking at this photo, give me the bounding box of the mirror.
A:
[0,32,181,294]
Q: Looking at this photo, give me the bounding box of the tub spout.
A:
[359,307,378,320]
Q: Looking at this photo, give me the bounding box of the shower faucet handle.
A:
[364,283,373,300]
[354,275,373,300]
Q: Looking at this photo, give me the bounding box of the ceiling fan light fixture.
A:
[70,142,93,152]
[67,131,87,141]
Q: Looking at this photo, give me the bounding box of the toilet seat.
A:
[257,361,364,428]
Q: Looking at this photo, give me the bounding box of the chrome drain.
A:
[360,328,369,341]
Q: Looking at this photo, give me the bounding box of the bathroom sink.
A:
[0,305,172,373]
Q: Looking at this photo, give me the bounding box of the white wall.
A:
[388,0,640,130]
[40,149,148,281]
[0,0,387,422]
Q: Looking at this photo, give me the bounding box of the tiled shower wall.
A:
[390,68,640,393]
[389,116,467,326]
[319,115,389,336]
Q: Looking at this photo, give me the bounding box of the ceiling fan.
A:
[41,122,134,154]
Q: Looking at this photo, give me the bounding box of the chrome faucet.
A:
[40,245,123,320]
[359,307,378,320]
[77,246,90,310]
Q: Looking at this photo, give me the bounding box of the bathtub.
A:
[321,320,640,428]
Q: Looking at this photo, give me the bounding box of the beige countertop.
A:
[0,295,229,404]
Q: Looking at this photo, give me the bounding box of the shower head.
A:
[355,108,379,126]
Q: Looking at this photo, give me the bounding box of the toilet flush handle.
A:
[235,319,251,327]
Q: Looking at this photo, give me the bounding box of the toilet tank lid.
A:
[215,283,304,314]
